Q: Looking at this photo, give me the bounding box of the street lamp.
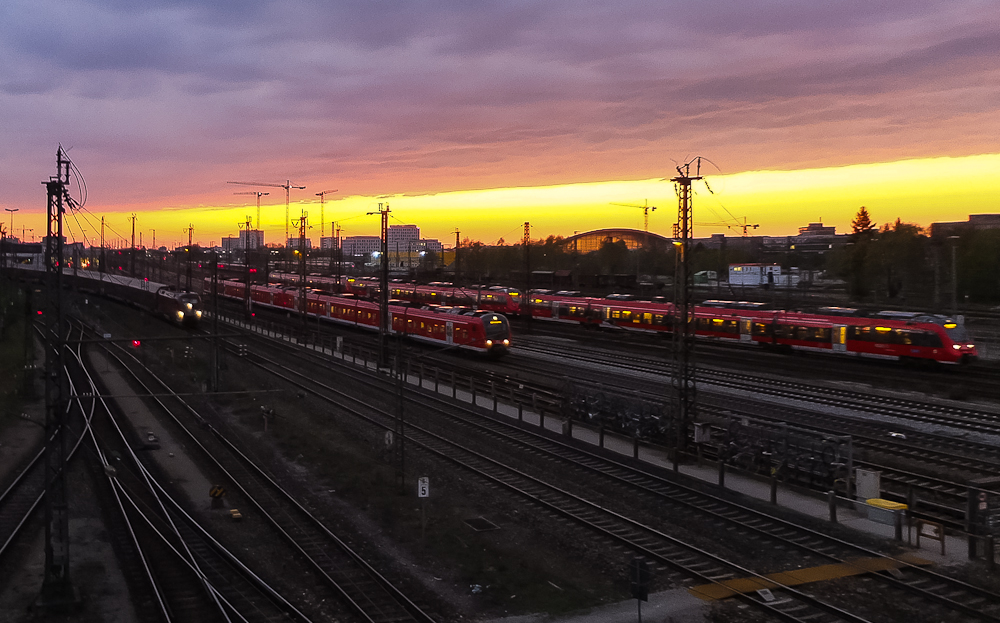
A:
[5,208,18,239]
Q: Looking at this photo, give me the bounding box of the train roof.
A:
[701,300,768,309]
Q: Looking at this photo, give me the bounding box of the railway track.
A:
[517,319,1000,400]
[503,340,1000,527]
[203,307,998,530]
[74,323,306,623]
[200,304,1000,534]
[222,314,1000,622]
[514,339,1000,435]
[82,322,439,623]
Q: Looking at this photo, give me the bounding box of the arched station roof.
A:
[561,228,673,253]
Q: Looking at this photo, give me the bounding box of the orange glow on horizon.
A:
[11,153,1000,248]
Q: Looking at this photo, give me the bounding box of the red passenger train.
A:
[268,273,522,316]
[206,278,512,356]
[524,293,977,365]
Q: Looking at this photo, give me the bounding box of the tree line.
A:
[451,207,1000,307]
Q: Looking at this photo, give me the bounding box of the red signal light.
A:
[132,340,141,348]
[249,268,257,273]
[36,310,43,315]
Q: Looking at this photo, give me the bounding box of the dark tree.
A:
[851,206,876,237]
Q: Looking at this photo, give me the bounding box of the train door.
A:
[740,318,752,343]
[833,325,847,352]
[446,321,454,344]
[551,300,559,319]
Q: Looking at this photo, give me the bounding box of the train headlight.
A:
[176,311,184,319]
[967,344,975,348]
[186,303,193,310]
[195,310,202,318]
[486,340,493,347]
[503,339,509,346]
[952,344,960,350]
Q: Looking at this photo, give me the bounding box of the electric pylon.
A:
[670,157,703,469]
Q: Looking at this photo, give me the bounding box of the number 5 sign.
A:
[418,477,430,498]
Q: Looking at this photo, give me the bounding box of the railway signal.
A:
[630,557,650,622]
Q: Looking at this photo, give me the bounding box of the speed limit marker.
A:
[418,477,429,498]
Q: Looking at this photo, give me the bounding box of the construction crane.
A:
[731,217,759,237]
[314,189,338,239]
[233,191,269,232]
[228,180,305,247]
[610,199,657,232]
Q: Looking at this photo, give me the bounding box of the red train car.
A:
[524,293,976,365]
[206,278,511,356]
[268,273,522,315]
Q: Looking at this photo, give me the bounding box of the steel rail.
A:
[89,326,437,623]
[234,324,1000,622]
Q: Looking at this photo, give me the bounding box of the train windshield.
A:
[178,293,201,307]
[943,322,970,343]
[484,314,510,340]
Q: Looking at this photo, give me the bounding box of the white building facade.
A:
[342,235,381,256]
[729,263,800,287]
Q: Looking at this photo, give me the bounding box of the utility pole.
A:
[670,157,703,470]
[4,208,17,241]
[453,229,460,284]
[292,210,309,337]
[523,222,531,330]
[100,217,105,279]
[315,189,338,244]
[233,191,269,244]
[184,224,194,291]
[239,216,253,320]
[949,236,960,316]
[228,180,305,260]
[369,203,391,368]
[212,251,220,392]
[334,223,342,291]
[38,146,79,613]
[129,213,137,277]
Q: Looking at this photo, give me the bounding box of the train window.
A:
[752,322,771,336]
[849,326,873,341]
[914,331,943,347]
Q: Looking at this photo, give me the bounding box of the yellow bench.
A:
[866,498,907,525]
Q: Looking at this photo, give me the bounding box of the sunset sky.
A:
[1,1,998,249]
